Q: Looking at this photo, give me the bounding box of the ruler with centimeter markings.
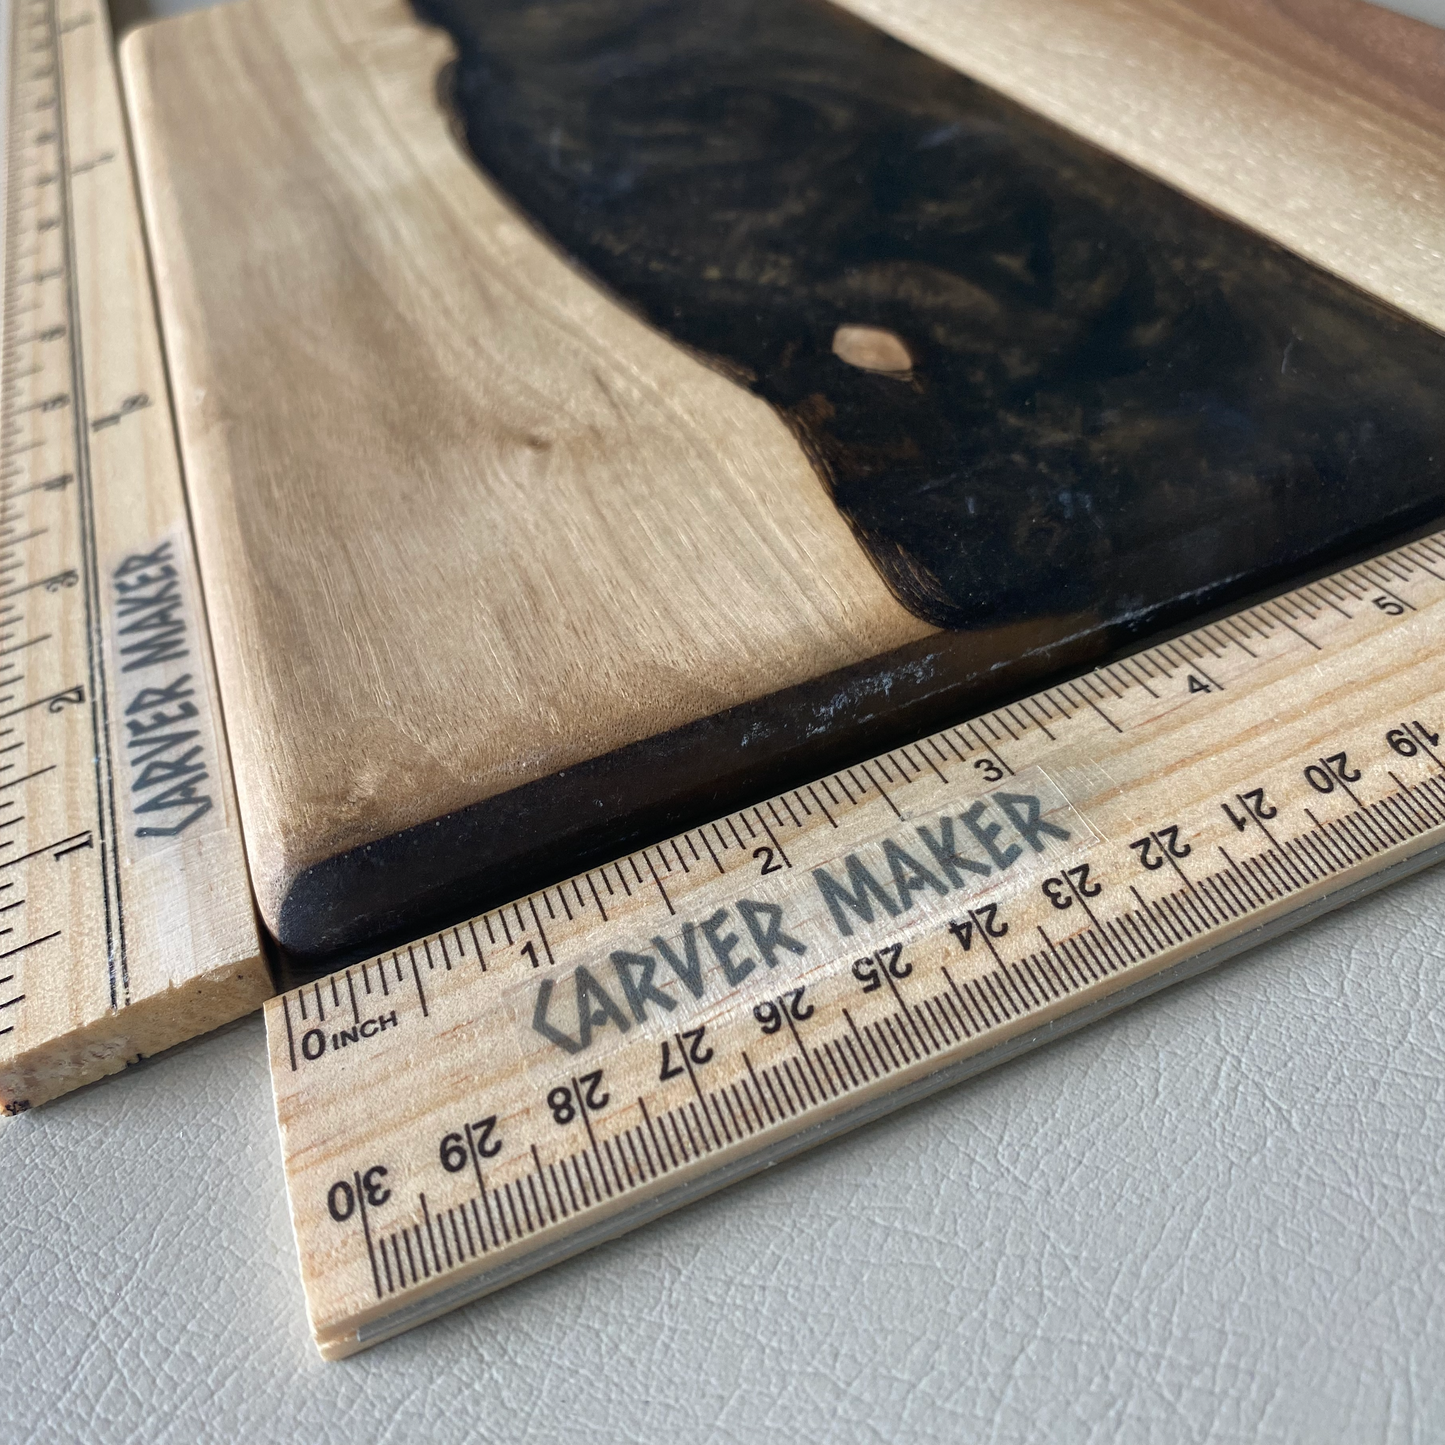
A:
[10,0,1445,1362]
[0,0,266,1111]
[269,530,1445,1357]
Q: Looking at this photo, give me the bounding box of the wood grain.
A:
[121,0,1445,965]
[118,0,945,964]
[0,0,266,1112]
[266,525,1445,1357]
[847,0,1445,331]
[419,0,1445,627]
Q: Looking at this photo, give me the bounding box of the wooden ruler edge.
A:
[0,0,266,1113]
[264,524,1445,1356]
[337,833,1445,1356]
[11,0,1437,1349]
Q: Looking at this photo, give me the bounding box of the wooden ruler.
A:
[0,0,266,1111]
[268,530,1445,1357]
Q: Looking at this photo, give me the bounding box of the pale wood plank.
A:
[267,524,1445,1356]
[121,0,939,958]
[0,0,266,1112]
[846,0,1445,331]
[121,0,1445,966]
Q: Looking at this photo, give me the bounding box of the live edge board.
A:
[123,0,1445,968]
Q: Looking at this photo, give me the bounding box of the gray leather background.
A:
[3,865,1444,1443]
[2,2,1443,1441]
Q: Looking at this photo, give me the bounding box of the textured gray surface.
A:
[1361,0,1445,20]
[4,866,1444,1444]
[4,1,1441,1441]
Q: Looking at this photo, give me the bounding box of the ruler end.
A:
[315,1331,364,1363]
[0,950,270,1114]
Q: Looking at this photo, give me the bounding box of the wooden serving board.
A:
[120,0,1445,968]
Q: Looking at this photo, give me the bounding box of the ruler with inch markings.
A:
[269,532,1445,1357]
[0,0,266,1111]
[7,0,1445,1363]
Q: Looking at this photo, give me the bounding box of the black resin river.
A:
[414,0,1445,635]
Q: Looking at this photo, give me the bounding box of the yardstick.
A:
[269,530,1445,1357]
[0,0,265,1111]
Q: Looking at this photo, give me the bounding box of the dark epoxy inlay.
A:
[414,0,1445,636]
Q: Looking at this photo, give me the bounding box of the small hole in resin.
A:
[832,324,913,374]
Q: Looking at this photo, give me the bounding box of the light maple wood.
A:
[268,528,1445,1358]
[0,0,267,1112]
[849,0,1445,331]
[121,0,936,950]
[119,0,1445,960]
